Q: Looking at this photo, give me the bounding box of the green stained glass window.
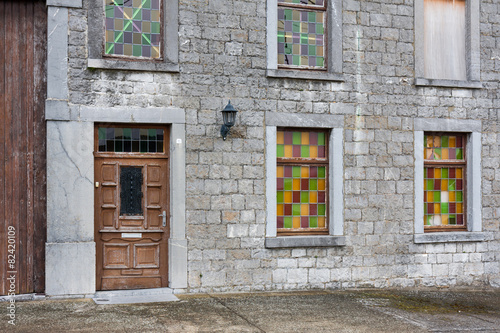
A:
[104,0,161,59]
[423,133,466,228]
[276,129,329,232]
[98,127,164,153]
[277,0,326,69]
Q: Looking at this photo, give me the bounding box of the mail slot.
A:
[121,233,142,238]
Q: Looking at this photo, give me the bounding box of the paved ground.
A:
[2,289,500,332]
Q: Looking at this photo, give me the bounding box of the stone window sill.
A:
[414,232,485,244]
[265,236,346,248]
[47,0,82,7]
[267,69,344,82]
[88,58,180,73]
[415,78,482,89]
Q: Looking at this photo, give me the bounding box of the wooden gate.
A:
[0,0,47,295]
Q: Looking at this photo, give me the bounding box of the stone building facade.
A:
[43,0,499,295]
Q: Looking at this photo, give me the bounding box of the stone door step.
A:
[92,288,179,305]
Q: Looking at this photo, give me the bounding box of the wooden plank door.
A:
[95,158,169,290]
[0,0,47,295]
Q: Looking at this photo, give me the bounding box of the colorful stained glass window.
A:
[98,127,164,153]
[277,0,326,69]
[104,0,161,59]
[424,134,465,227]
[276,130,326,159]
[277,129,328,232]
[425,134,464,160]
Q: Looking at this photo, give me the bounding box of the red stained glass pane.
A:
[456,136,462,147]
[310,132,318,145]
[284,132,293,144]
[277,178,284,190]
[310,204,317,215]
[318,146,325,158]
[310,166,317,177]
[427,203,434,214]
[456,179,462,190]
[284,204,292,215]
[449,203,456,213]
[293,191,301,203]
[293,145,301,157]
[301,217,309,228]
[449,168,455,178]
[457,215,463,224]
[284,166,293,177]
[301,179,309,190]
[427,168,434,178]
[318,191,325,203]
[434,179,441,190]
[277,217,284,228]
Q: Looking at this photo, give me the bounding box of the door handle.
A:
[158,211,167,227]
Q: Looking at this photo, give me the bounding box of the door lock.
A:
[159,211,167,227]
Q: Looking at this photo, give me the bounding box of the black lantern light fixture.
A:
[220,100,238,140]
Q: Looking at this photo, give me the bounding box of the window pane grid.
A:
[277,4,326,69]
[104,0,161,59]
[424,167,464,226]
[277,130,326,158]
[423,133,466,228]
[98,127,164,153]
[277,165,327,230]
[276,129,328,233]
[425,134,464,161]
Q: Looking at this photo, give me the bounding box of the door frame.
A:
[94,124,170,290]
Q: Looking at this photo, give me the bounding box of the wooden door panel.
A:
[134,244,160,269]
[103,244,130,269]
[95,152,169,291]
[101,209,116,228]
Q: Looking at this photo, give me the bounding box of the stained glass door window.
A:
[104,0,161,59]
[277,0,326,69]
[277,129,328,234]
[98,127,164,153]
[424,133,466,230]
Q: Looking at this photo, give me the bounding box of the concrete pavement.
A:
[2,289,500,332]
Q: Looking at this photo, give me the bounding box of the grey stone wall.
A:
[65,0,500,292]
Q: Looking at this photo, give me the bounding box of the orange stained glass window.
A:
[424,133,466,229]
[276,129,328,233]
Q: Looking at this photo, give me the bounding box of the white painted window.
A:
[415,0,480,88]
[424,0,466,80]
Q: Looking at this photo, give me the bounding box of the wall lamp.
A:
[220,100,238,140]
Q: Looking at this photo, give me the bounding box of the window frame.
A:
[414,0,481,88]
[414,118,485,244]
[88,0,179,72]
[266,0,343,81]
[423,132,467,232]
[276,127,330,236]
[265,112,345,248]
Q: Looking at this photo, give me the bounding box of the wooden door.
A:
[95,126,169,290]
[0,0,47,295]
